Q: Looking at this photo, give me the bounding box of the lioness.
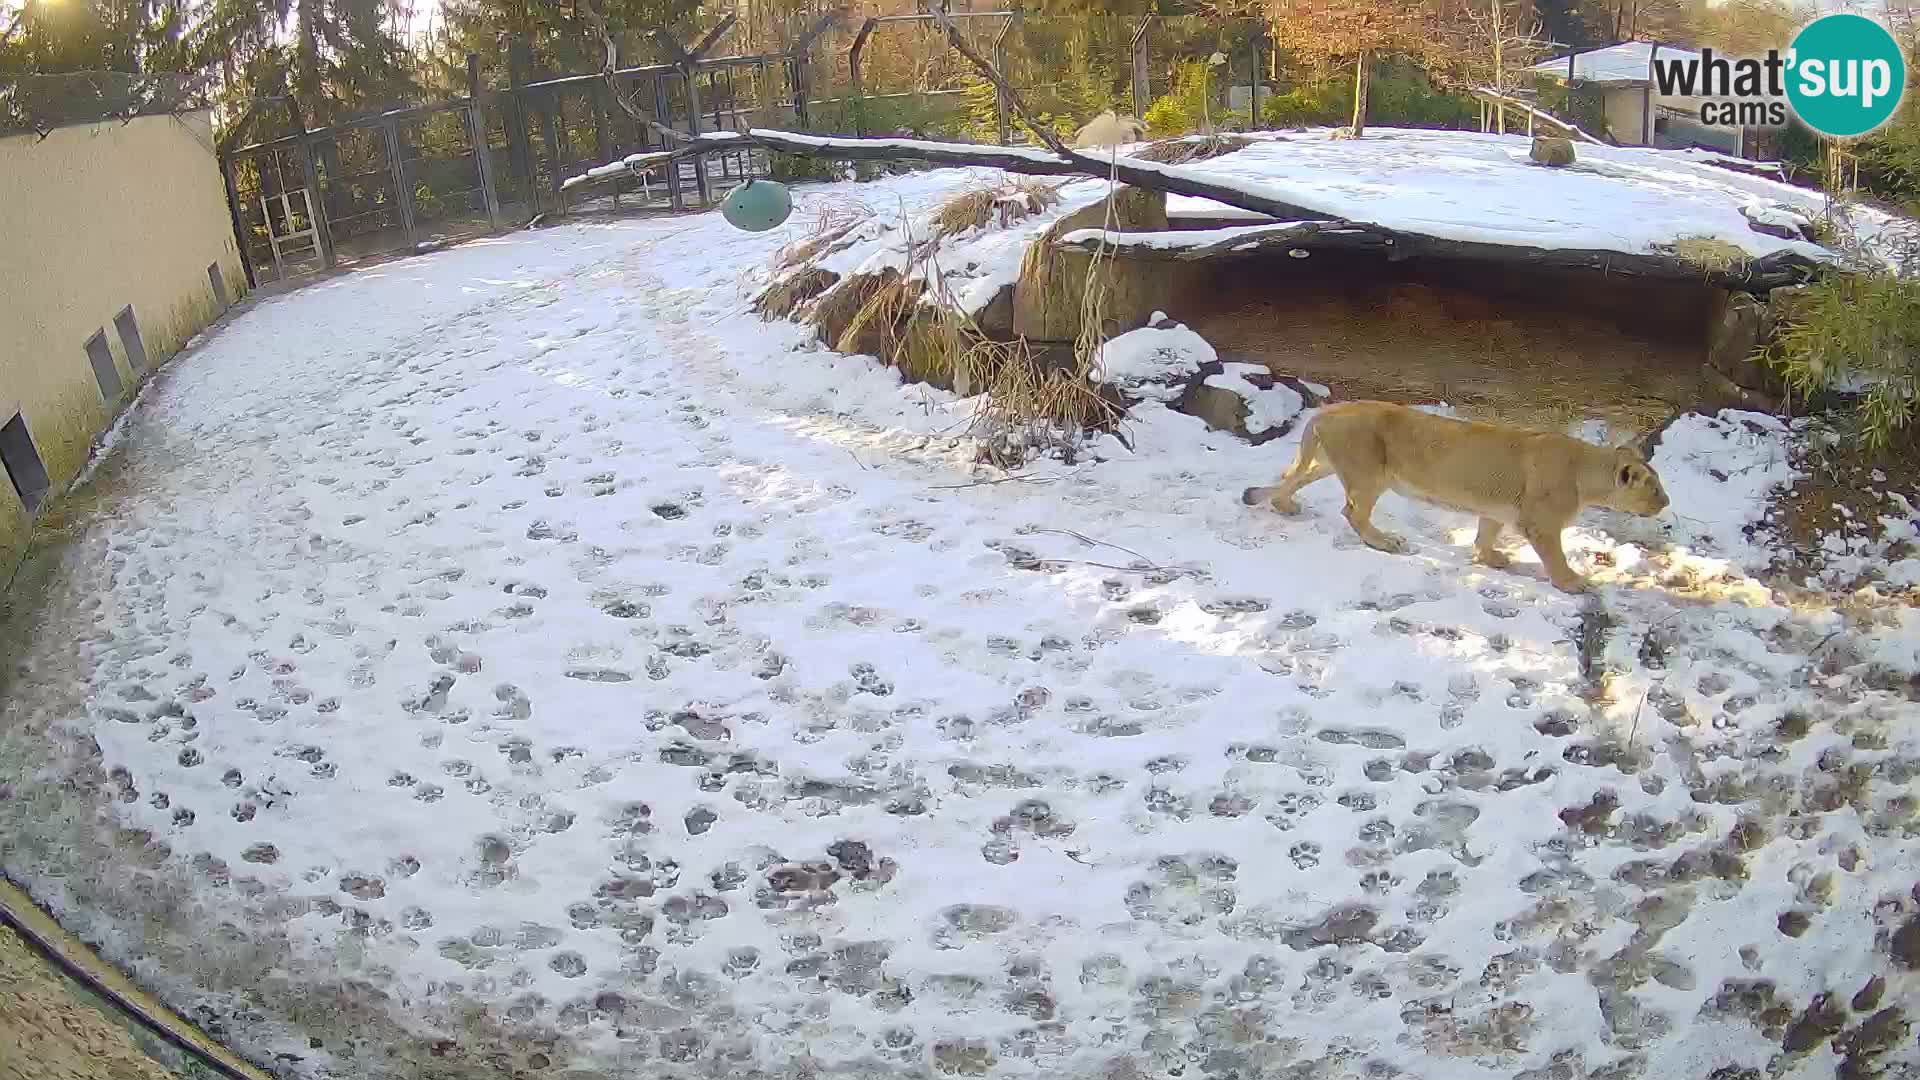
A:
[1241,401,1669,593]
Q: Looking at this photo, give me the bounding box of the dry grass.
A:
[815,269,921,362]
[838,273,919,357]
[931,178,1065,240]
[775,196,875,271]
[966,337,1126,461]
[752,267,840,321]
[963,161,1129,463]
[1667,236,1752,276]
[785,182,1128,465]
[1129,134,1256,165]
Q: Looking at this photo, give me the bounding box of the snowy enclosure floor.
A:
[3,160,1919,1080]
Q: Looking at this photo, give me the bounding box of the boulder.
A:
[810,268,917,364]
[1095,319,1321,444]
[1705,290,1785,398]
[972,283,1016,340]
[1093,313,1216,402]
[1700,366,1783,413]
[1766,283,1816,327]
[1013,186,1173,343]
[1741,203,1813,242]
[1530,136,1576,167]
[1173,361,1308,445]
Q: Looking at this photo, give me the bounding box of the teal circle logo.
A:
[1787,13,1906,138]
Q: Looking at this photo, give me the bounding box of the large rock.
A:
[1766,283,1816,327]
[1013,186,1173,343]
[1530,136,1575,167]
[810,268,917,364]
[1741,202,1814,242]
[1095,318,1325,444]
[1700,366,1782,413]
[972,283,1015,340]
[1174,361,1313,445]
[1705,290,1785,398]
[1092,314,1216,402]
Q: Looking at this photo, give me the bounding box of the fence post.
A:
[287,95,336,269]
[540,93,565,211]
[788,9,845,132]
[592,80,613,164]
[468,53,503,231]
[592,80,618,209]
[1131,15,1154,118]
[219,152,259,290]
[1249,25,1265,127]
[507,35,536,213]
[654,75,685,211]
[685,71,709,206]
[383,117,419,249]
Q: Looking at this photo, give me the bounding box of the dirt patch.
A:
[0,925,182,1080]
[1768,424,1920,590]
[1177,250,1715,438]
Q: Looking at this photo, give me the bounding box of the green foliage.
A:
[824,90,966,140]
[413,181,446,220]
[1772,273,1920,449]
[0,0,193,76]
[1142,60,1225,135]
[1856,101,1920,211]
[1136,59,1213,134]
[768,152,843,184]
[1261,58,1473,130]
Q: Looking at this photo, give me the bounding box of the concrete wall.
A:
[1602,87,1650,145]
[0,108,243,583]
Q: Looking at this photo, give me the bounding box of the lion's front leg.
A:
[1473,517,1510,568]
[1520,516,1585,593]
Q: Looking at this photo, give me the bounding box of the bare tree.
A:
[1457,0,1547,133]
[1266,0,1437,137]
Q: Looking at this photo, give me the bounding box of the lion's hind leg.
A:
[1241,422,1333,514]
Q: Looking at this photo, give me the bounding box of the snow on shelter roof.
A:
[1530,41,1699,86]
[1158,128,1886,266]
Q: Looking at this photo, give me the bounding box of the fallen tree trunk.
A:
[575,128,1340,223]
[565,130,1826,290]
[1050,221,1827,292]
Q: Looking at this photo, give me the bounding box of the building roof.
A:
[1529,41,1700,86]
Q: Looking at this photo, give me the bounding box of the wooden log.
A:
[695,130,1338,222]
[562,128,1827,291]
[1051,222,1825,291]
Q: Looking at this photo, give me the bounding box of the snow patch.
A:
[1648,410,1801,568]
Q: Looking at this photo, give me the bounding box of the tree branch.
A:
[927,6,1069,158]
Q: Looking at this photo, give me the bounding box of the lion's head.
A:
[1602,449,1669,516]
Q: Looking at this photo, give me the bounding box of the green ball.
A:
[720,179,793,232]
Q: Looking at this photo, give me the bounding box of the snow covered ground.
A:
[3,143,1920,1080]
